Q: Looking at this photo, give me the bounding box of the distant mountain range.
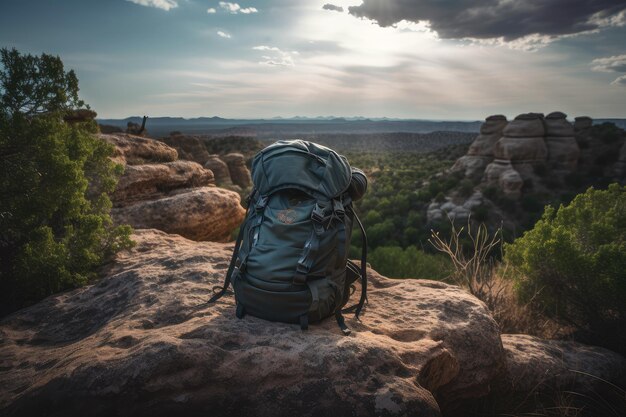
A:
[97,116,626,138]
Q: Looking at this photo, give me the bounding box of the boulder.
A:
[479,115,508,136]
[499,168,523,199]
[544,112,579,173]
[204,154,233,186]
[223,153,252,189]
[574,116,593,146]
[502,113,545,138]
[452,116,507,179]
[493,136,548,162]
[496,334,626,397]
[162,134,212,166]
[0,229,507,417]
[99,133,178,165]
[113,161,215,205]
[612,142,626,179]
[111,188,245,242]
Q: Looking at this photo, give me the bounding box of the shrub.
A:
[505,184,626,353]
[369,246,452,280]
[0,49,133,315]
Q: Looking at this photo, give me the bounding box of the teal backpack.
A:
[209,140,368,335]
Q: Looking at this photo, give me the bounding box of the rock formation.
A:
[100,133,178,165]
[100,133,245,242]
[544,111,579,174]
[162,133,212,166]
[427,191,483,223]
[204,154,234,186]
[612,142,626,179]
[574,116,593,147]
[1,229,624,417]
[223,153,252,189]
[452,115,507,179]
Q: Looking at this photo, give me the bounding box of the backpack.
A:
[209,140,368,335]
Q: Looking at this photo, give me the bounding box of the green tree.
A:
[505,184,626,353]
[0,48,133,315]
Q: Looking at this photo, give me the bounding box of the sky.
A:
[1,0,625,120]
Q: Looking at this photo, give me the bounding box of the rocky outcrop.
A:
[100,133,178,165]
[113,160,214,203]
[497,334,626,394]
[545,112,579,173]
[100,133,245,242]
[0,229,506,417]
[112,188,244,241]
[223,153,252,189]
[496,113,548,180]
[574,116,593,147]
[427,191,483,223]
[1,230,624,417]
[452,115,507,179]
[612,142,626,179]
[162,133,212,166]
[483,113,549,199]
[204,154,233,186]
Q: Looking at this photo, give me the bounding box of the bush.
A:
[369,246,452,280]
[0,49,133,315]
[505,184,626,353]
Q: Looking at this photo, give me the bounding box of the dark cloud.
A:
[347,0,626,41]
[323,3,344,13]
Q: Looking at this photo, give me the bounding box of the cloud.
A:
[252,46,297,66]
[592,54,626,86]
[125,0,177,11]
[611,74,626,86]
[207,7,216,13]
[217,31,231,38]
[322,4,344,13]
[591,54,626,72]
[347,0,626,44]
[219,2,258,14]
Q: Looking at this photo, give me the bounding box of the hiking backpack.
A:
[209,140,368,335]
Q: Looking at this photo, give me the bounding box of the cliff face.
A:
[1,229,624,417]
[100,133,245,242]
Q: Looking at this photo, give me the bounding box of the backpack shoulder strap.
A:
[207,190,255,303]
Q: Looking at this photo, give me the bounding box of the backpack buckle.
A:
[311,203,325,223]
[255,195,268,211]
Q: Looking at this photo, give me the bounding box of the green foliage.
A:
[505,184,626,352]
[367,246,453,280]
[0,48,85,117]
[0,49,133,315]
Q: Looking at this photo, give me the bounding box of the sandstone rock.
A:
[204,154,233,186]
[612,141,626,179]
[545,111,575,137]
[499,168,523,199]
[223,153,252,189]
[0,229,506,417]
[574,116,593,146]
[494,137,548,162]
[496,334,626,396]
[162,134,212,166]
[544,112,579,173]
[111,187,245,242]
[479,115,508,135]
[99,133,178,165]
[502,113,545,138]
[452,116,507,179]
[113,161,215,205]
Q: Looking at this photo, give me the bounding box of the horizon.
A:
[2,1,626,119]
